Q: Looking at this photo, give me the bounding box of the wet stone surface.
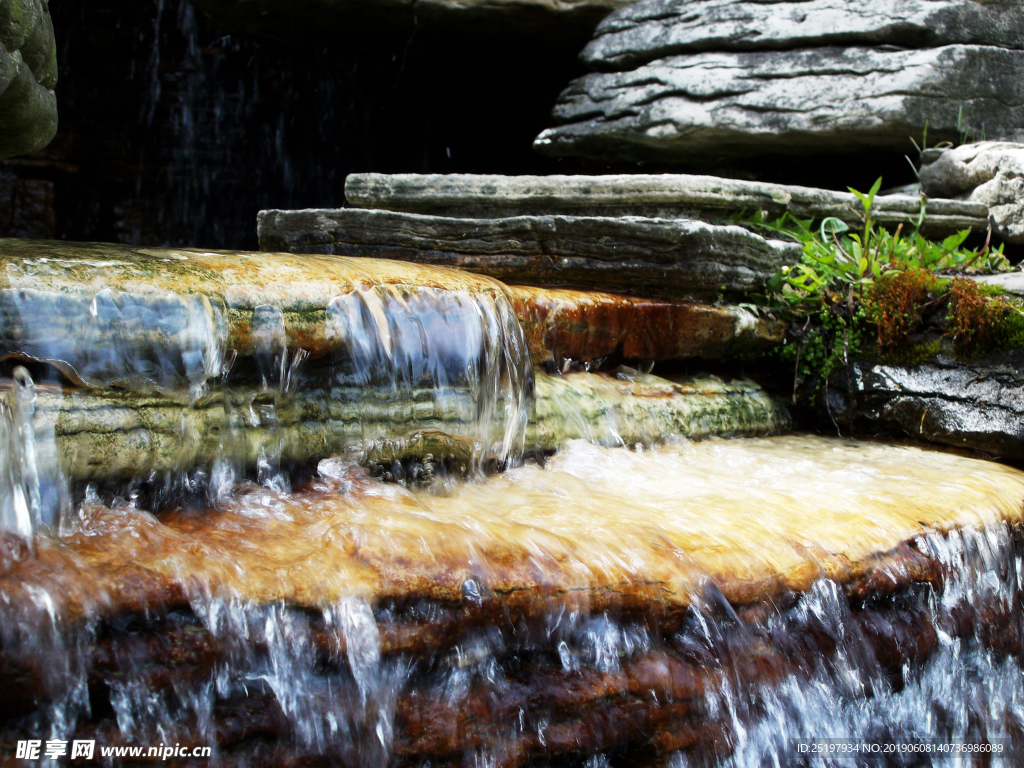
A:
[2,437,1024,764]
[841,349,1024,460]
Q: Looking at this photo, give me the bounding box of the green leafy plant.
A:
[734,178,1016,404]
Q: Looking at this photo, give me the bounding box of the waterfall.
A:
[0,242,533,532]
[1,242,1023,764]
[2,437,1024,762]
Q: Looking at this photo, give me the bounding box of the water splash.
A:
[0,368,70,539]
[2,438,1024,763]
[325,284,531,471]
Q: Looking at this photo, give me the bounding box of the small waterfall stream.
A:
[1,242,1023,765]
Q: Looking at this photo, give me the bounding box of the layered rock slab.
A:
[0,0,57,157]
[842,351,1024,460]
[257,208,800,299]
[0,238,534,486]
[4,434,1023,635]
[582,0,1024,71]
[346,172,988,235]
[1,370,788,481]
[0,238,519,390]
[535,45,1024,163]
[920,142,1024,244]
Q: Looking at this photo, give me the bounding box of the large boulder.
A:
[0,0,56,158]
[920,142,1024,244]
[582,0,1024,71]
[537,0,1024,164]
[535,45,1024,163]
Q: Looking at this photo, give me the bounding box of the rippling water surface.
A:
[1,436,1023,765]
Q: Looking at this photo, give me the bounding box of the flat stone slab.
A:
[510,285,783,368]
[4,434,1023,761]
[257,208,801,299]
[535,45,1024,163]
[582,0,1024,72]
[0,0,57,157]
[920,142,1024,244]
[0,238,519,392]
[4,433,1022,642]
[346,173,988,234]
[3,370,788,481]
[846,351,1024,459]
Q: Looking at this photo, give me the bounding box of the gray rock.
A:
[0,0,56,158]
[583,0,1024,72]
[535,45,1024,163]
[189,0,632,39]
[346,172,988,235]
[257,207,801,299]
[971,271,1024,295]
[920,142,1024,244]
[846,352,1024,459]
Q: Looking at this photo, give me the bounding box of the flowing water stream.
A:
[1,244,1023,765]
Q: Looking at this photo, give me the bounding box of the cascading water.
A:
[3,437,1024,764]
[1,241,1024,765]
[0,241,533,512]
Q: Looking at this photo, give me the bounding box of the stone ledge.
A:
[345,173,988,236]
[257,207,801,299]
[510,285,783,367]
[582,0,1024,72]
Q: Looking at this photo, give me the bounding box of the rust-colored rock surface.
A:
[2,437,1023,763]
[510,285,782,366]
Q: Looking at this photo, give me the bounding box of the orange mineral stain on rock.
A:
[509,285,783,367]
[3,435,1023,650]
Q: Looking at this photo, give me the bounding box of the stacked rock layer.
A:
[535,0,1024,163]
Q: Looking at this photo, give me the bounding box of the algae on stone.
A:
[3,370,789,482]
